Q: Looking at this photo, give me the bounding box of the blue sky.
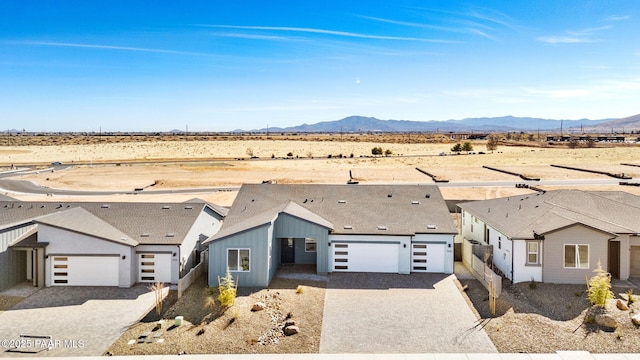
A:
[1,1,639,132]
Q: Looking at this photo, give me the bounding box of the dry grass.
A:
[461,279,640,353]
[106,267,326,355]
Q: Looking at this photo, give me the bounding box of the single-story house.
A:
[205,184,457,287]
[458,190,640,284]
[0,200,226,289]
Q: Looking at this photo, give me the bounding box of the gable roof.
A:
[34,207,138,246]
[458,190,640,239]
[208,201,333,242]
[208,184,456,243]
[0,201,225,245]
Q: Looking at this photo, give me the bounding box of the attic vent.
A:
[411,200,420,205]
[184,206,194,210]
[338,200,347,204]
[18,205,23,208]
[166,233,175,237]
[162,205,171,209]
[426,224,437,229]
[343,225,353,229]
[425,194,431,198]
[377,225,387,230]
[387,194,392,198]
[101,204,110,208]
[141,233,150,237]
[40,205,46,208]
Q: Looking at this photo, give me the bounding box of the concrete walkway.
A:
[319,273,497,354]
[0,284,165,357]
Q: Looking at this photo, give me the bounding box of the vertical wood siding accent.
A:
[208,225,270,287]
[542,225,609,284]
[0,224,35,291]
[274,214,329,272]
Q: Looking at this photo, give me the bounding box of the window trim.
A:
[227,248,251,272]
[525,240,541,266]
[563,244,589,269]
[304,238,317,253]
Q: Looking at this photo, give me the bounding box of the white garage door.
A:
[411,243,445,273]
[332,242,399,273]
[51,256,119,286]
[631,246,640,277]
[139,253,172,283]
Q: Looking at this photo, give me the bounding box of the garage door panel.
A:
[138,253,172,283]
[332,242,399,273]
[411,243,445,273]
[631,246,640,277]
[51,256,119,286]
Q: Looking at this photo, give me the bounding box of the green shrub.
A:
[587,260,614,307]
[529,278,537,289]
[218,269,237,307]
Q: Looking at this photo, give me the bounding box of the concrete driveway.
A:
[0,284,164,357]
[319,273,497,353]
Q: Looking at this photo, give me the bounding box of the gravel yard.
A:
[106,266,326,356]
[461,278,640,353]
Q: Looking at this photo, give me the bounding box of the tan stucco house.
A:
[458,190,640,284]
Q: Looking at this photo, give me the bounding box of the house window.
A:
[498,236,502,250]
[564,244,588,269]
[526,241,540,265]
[305,238,317,252]
[228,248,250,272]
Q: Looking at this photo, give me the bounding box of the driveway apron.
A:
[319,273,497,353]
[0,284,163,357]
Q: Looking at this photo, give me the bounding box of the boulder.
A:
[632,313,640,326]
[595,314,618,329]
[284,325,299,336]
[617,299,629,311]
[284,319,295,327]
[252,302,266,312]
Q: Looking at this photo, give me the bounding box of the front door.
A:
[281,238,295,264]
[608,241,620,279]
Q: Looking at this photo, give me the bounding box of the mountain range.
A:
[237,114,640,133]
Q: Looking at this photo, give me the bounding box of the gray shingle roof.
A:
[0,201,224,245]
[208,184,456,243]
[457,190,640,239]
[34,207,138,246]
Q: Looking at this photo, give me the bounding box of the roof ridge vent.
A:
[141,233,150,237]
[411,200,420,205]
[162,205,171,209]
[101,204,110,208]
[343,225,353,229]
[426,224,437,229]
[377,225,387,230]
[184,205,194,209]
[338,200,347,204]
[166,232,175,237]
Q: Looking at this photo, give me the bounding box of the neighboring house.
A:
[205,184,457,287]
[458,190,640,284]
[0,200,226,290]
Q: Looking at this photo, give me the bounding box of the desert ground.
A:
[2,137,640,205]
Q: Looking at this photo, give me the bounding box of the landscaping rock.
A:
[252,302,266,312]
[595,314,618,329]
[284,319,295,327]
[284,325,299,336]
[617,299,629,311]
[632,314,640,326]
